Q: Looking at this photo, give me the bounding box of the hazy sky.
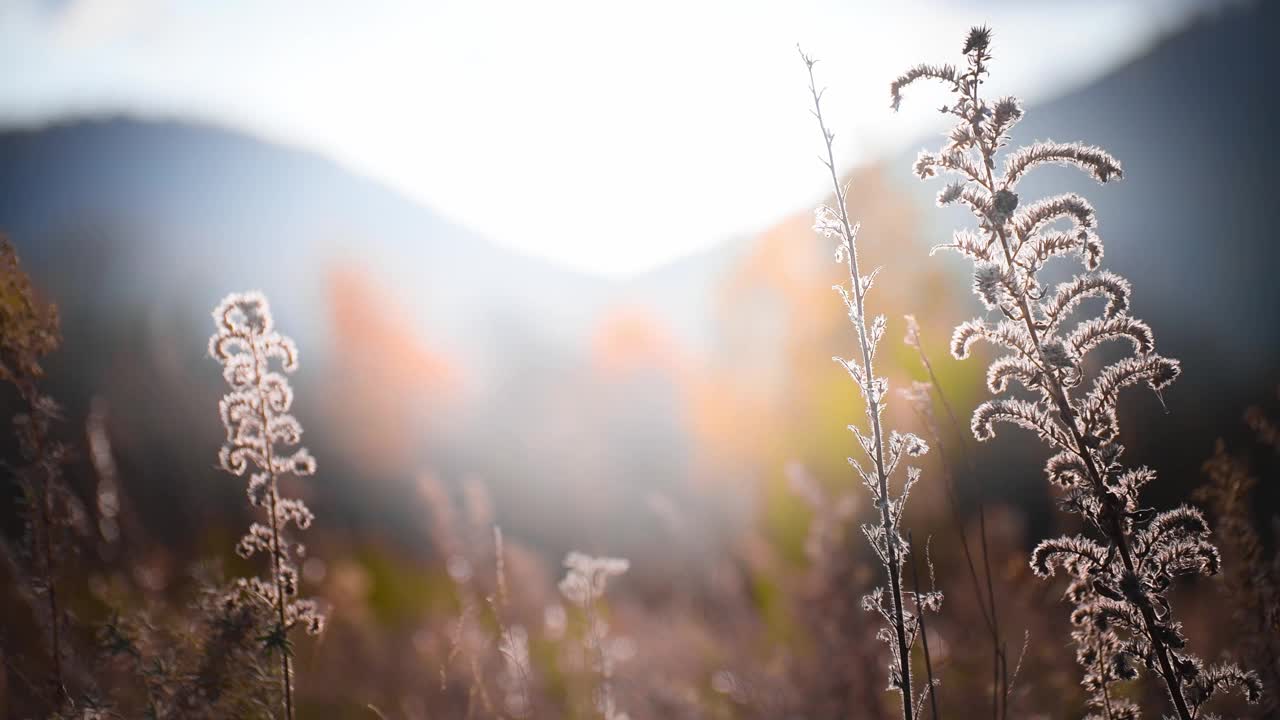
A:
[1,0,1210,275]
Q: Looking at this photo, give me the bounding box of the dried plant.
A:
[209,291,324,719]
[785,461,888,718]
[0,237,79,704]
[901,315,1009,719]
[891,26,1260,719]
[492,527,533,719]
[1243,389,1279,451]
[907,532,941,720]
[1196,395,1280,716]
[558,552,630,720]
[786,461,857,575]
[99,572,281,719]
[436,516,536,719]
[801,49,938,720]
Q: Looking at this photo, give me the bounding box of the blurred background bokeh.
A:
[1,1,1277,718]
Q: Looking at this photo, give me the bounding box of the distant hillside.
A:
[5,2,1272,379]
[0,116,732,557]
[0,117,616,364]
[0,1,1275,553]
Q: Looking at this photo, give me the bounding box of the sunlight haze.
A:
[1,0,1207,274]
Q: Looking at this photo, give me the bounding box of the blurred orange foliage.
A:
[324,266,462,475]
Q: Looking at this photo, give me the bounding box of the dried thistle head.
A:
[962,25,992,56]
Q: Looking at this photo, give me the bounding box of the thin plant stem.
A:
[906,324,1006,718]
[35,436,64,701]
[908,532,940,720]
[802,48,914,720]
[253,337,294,720]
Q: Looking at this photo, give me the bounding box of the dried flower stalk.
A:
[209,292,324,720]
[891,27,1259,719]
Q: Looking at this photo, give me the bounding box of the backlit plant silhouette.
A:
[801,49,938,720]
[890,26,1260,720]
[209,291,324,720]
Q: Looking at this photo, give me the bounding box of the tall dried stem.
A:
[801,49,937,720]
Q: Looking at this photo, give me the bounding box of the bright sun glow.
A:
[0,0,1201,275]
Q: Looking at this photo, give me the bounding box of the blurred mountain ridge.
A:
[0,2,1275,555]
[2,3,1273,378]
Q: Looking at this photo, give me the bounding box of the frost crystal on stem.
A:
[209,292,324,720]
[891,26,1259,720]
